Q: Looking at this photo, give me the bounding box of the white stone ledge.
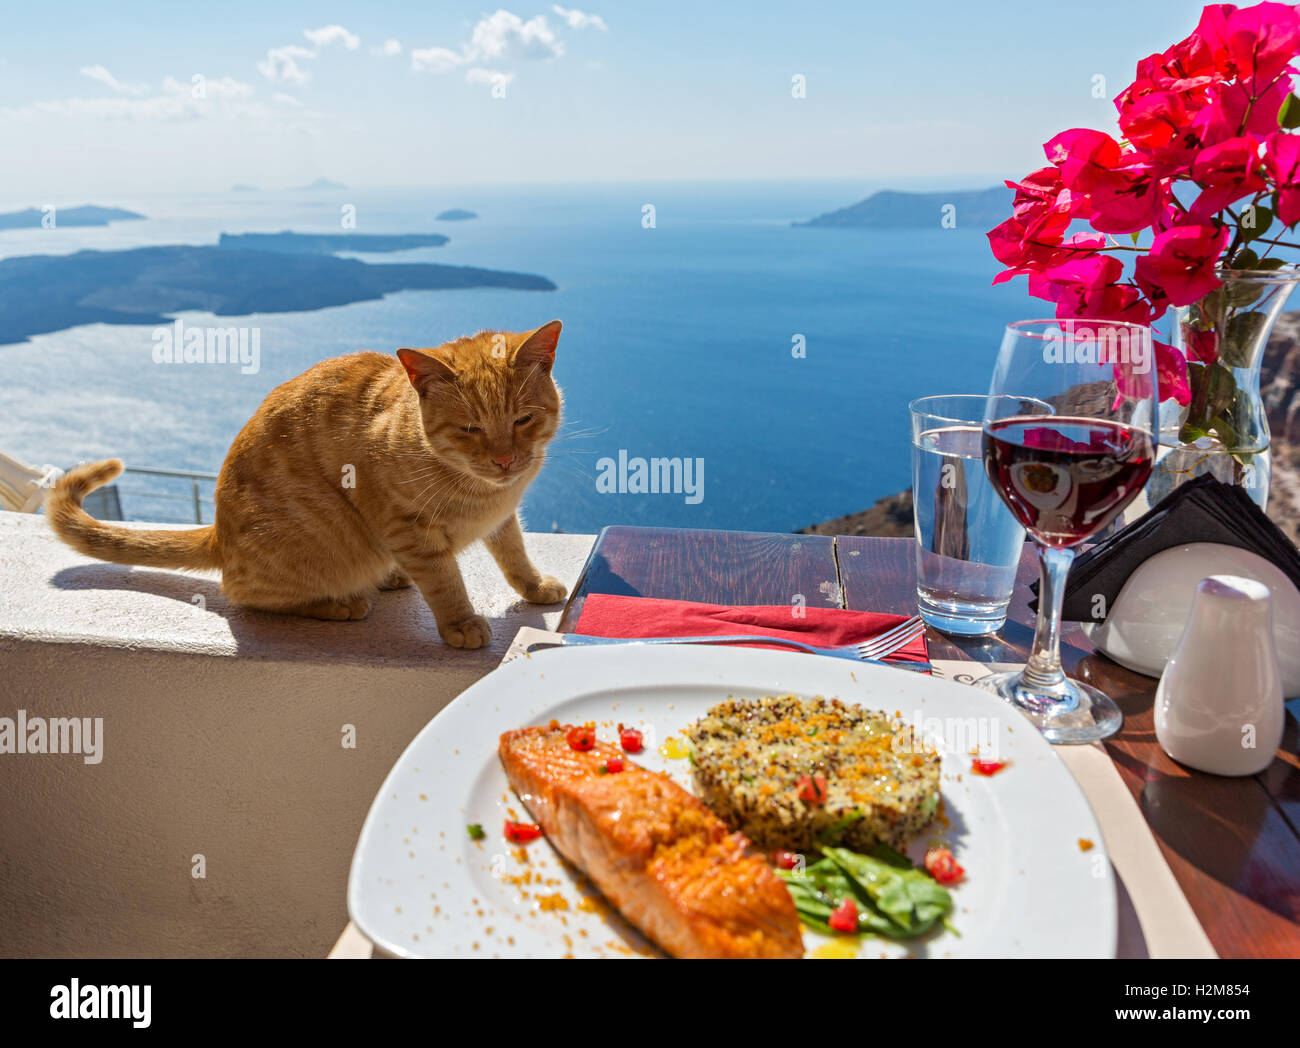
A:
[0,511,595,957]
[0,512,593,665]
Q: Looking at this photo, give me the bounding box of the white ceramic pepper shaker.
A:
[1154,574,1284,776]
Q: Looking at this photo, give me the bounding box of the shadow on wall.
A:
[49,561,559,662]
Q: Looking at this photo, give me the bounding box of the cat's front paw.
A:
[441,614,493,649]
[522,575,568,604]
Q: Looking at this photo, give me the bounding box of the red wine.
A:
[983,416,1153,548]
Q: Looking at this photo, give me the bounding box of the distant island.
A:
[298,178,347,191]
[0,241,555,345]
[436,209,478,221]
[217,232,449,255]
[231,184,259,193]
[795,186,1012,229]
[0,205,146,231]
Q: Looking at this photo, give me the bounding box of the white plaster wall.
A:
[0,513,595,957]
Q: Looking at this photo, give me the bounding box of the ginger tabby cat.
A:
[47,320,568,648]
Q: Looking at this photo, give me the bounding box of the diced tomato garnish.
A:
[772,850,800,871]
[504,819,542,844]
[604,757,625,774]
[924,847,965,884]
[566,725,596,751]
[828,898,858,933]
[618,725,644,753]
[796,774,828,805]
[971,758,1008,776]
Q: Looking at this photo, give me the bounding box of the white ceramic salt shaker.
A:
[1154,574,1284,776]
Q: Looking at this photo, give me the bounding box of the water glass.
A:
[909,394,1043,635]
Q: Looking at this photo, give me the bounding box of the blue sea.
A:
[0,180,1038,533]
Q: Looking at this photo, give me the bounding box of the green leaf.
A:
[1129,230,1141,246]
[1208,413,1241,450]
[1254,256,1289,271]
[1221,310,1268,366]
[1225,279,1265,309]
[1239,205,1274,242]
[822,846,954,937]
[1184,361,1240,436]
[1279,93,1300,129]
[1196,287,1226,328]
[1230,247,1260,269]
[781,847,958,941]
[466,823,485,840]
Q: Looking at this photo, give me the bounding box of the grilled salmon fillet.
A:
[499,722,804,959]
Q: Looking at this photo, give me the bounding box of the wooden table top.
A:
[557,525,1300,959]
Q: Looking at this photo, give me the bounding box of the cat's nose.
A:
[492,450,515,471]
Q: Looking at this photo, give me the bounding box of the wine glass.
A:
[978,319,1157,744]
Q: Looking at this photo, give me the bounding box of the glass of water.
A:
[909,394,1048,635]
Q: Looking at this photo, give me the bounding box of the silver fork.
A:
[528,615,929,669]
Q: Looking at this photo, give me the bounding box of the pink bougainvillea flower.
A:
[1188,135,1265,217]
[1088,165,1170,233]
[1043,127,1170,232]
[1027,254,1151,325]
[1263,131,1300,226]
[989,217,1098,283]
[1190,4,1237,72]
[1143,22,1222,84]
[1106,328,1165,405]
[1134,222,1229,307]
[1182,323,1220,364]
[1030,254,1124,303]
[1154,339,1192,406]
[993,1,1300,405]
[987,168,1097,282]
[1005,166,1086,223]
[1008,164,1066,204]
[1215,2,1300,88]
[1118,86,1196,156]
[1044,129,1124,193]
[1193,76,1290,149]
[988,208,1070,276]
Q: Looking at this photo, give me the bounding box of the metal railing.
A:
[115,466,219,525]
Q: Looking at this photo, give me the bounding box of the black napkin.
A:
[1028,474,1300,621]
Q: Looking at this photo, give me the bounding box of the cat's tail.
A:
[46,459,222,571]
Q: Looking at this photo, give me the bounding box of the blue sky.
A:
[0,1,1220,196]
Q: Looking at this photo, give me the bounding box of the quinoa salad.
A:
[683,695,942,853]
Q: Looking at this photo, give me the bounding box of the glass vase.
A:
[1122,266,1300,522]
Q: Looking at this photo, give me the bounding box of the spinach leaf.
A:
[821,846,954,937]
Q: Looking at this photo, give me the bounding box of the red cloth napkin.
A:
[573,594,928,663]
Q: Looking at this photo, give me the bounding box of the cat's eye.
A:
[514,415,532,426]
[460,425,482,434]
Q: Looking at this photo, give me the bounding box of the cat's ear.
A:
[397,348,456,393]
[513,320,561,372]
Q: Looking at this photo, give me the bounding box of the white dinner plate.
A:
[347,644,1116,959]
[1082,542,1300,697]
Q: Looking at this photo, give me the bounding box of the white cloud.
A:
[79,65,149,96]
[412,9,570,77]
[552,6,607,31]
[371,38,402,57]
[470,10,562,60]
[258,45,315,84]
[272,92,303,107]
[304,25,360,50]
[465,67,515,89]
[411,46,465,74]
